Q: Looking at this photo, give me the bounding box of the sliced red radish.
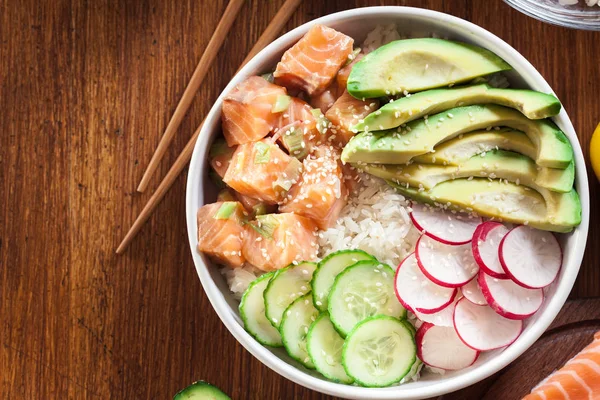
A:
[453,297,523,351]
[472,222,509,279]
[416,235,479,288]
[414,293,461,327]
[394,253,457,314]
[462,277,487,306]
[416,322,479,370]
[499,226,562,289]
[409,202,481,245]
[478,272,543,320]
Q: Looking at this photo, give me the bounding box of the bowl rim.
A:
[185,6,590,399]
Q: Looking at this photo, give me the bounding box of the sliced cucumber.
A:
[399,319,423,383]
[280,293,319,369]
[263,261,317,328]
[239,272,282,347]
[342,316,416,387]
[311,249,377,312]
[306,312,354,384]
[328,261,406,336]
[173,381,230,400]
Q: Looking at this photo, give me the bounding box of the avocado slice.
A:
[353,84,561,131]
[412,130,575,192]
[347,39,512,99]
[341,105,573,169]
[173,381,231,400]
[361,150,580,223]
[388,179,580,233]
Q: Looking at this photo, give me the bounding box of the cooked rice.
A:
[222,264,263,300]
[362,24,403,54]
[317,174,420,269]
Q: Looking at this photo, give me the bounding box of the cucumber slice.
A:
[342,316,417,387]
[328,261,406,336]
[264,261,317,328]
[239,272,283,347]
[311,249,377,312]
[399,319,423,383]
[173,381,230,400]
[306,312,354,384]
[280,293,319,369]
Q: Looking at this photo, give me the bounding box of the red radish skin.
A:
[414,294,461,327]
[478,273,543,320]
[499,226,563,289]
[416,235,479,288]
[462,277,487,306]
[471,222,509,279]
[409,202,482,245]
[416,322,479,370]
[394,253,458,315]
[453,297,523,351]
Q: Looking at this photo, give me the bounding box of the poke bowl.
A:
[185,6,590,399]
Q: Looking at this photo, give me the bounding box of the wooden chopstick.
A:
[116,0,302,254]
[136,0,247,193]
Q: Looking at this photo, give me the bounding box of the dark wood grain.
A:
[0,0,598,399]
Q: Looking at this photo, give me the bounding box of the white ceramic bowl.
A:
[186,7,590,399]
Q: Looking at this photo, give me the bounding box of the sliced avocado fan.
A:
[388,179,580,233]
[341,105,573,169]
[353,84,561,131]
[347,38,512,99]
[411,130,575,192]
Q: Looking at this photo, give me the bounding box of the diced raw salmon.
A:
[223,139,303,204]
[234,191,277,217]
[221,76,287,146]
[523,331,600,400]
[242,213,319,271]
[209,138,236,178]
[309,81,341,114]
[279,146,348,229]
[197,201,246,268]
[325,90,379,146]
[273,25,354,96]
[337,53,364,89]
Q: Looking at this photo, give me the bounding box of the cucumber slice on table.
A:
[173,381,230,400]
[311,249,377,312]
[239,272,282,347]
[264,261,317,328]
[328,260,406,336]
[280,293,319,368]
[306,312,354,384]
[342,316,417,387]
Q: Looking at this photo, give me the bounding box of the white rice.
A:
[222,264,263,300]
[362,24,403,54]
[318,174,420,269]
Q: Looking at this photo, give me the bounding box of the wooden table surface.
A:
[1,0,599,399]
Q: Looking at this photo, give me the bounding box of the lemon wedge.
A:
[591,123,600,181]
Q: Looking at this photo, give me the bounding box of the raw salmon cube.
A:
[325,90,379,146]
[197,201,246,268]
[242,213,318,271]
[337,53,364,89]
[274,25,354,96]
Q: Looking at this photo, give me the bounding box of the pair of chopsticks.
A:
[116,0,302,254]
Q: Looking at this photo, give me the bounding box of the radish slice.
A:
[416,322,479,370]
[478,273,543,320]
[410,202,481,245]
[394,253,457,314]
[462,277,487,306]
[416,235,479,288]
[414,293,462,327]
[453,297,523,351]
[499,226,562,289]
[472,222,509,279]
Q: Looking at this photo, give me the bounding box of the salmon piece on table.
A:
[325,90,379,146]
[273,24,354,96]
[197,201,246,268]
[336,53,364,89]
[221,76,287,146]
[279,146,348,230]
[242,213,319,271]
[223,139,303,204]
[523,331,600,400]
